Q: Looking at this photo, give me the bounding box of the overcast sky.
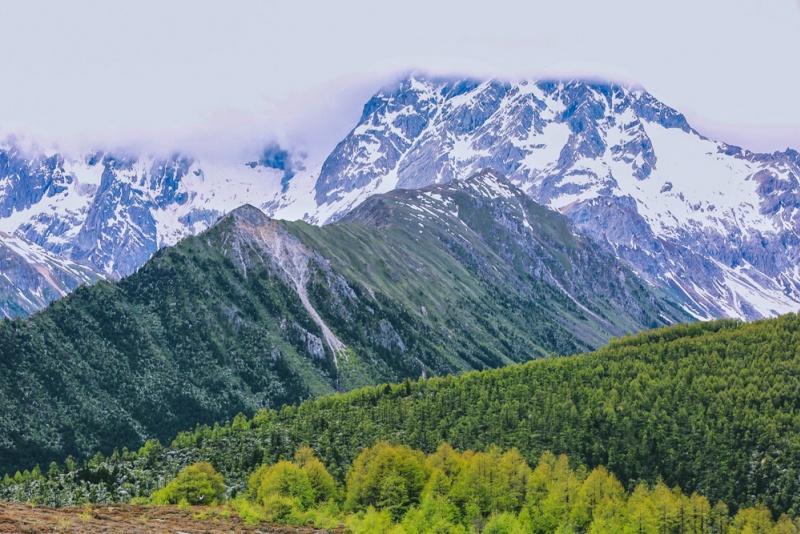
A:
[2,0,799,159]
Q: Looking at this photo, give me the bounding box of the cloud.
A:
[0,0,799,157]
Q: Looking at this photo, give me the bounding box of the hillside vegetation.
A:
[7,445,798,533]
[0,171,683,474]
[163,444,800,532]
[4,315,800,521]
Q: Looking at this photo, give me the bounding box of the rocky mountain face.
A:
[308,76,800,320]
[0,171,686,472]
[2,75,800,321]
[0,233,100,317]
[0,143,304,316]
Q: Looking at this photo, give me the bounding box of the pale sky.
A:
[2,0,799,160]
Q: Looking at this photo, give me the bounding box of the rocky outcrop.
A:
[0,233,100,318]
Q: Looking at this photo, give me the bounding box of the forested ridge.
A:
[0,172,684,474]
[4,314,800,522]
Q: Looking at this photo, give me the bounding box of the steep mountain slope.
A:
[0,170,686,473]
[0,143,310,315]
[0,233,99,318]
[306,75,800,320]
[4,76,800,322]
[6,315,800,519]
[328,169,687,346]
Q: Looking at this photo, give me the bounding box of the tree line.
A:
[145,442,800,533]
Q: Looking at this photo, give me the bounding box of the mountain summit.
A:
[0,144,303,316]
[2,75,800,320]
[308,75,800,319]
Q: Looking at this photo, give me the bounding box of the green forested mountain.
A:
[0,169,685,474]
[4,315,800,520]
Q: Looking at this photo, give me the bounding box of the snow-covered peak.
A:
[301,74,800,320]
[3,73,800,321]
[0,142,305,286]
[308,77,702,222]
[0,231,100,317]
[456,168,518,200]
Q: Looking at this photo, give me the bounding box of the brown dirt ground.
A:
[0,502,343,533]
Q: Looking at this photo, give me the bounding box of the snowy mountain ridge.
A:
[0,142,316,317]
[300,75,800,320]
[2,74,800,321]
[0,231,99,317]
[0,146,309,270]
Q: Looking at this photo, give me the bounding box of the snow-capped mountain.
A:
[0,232,99,317]
[0,142,315,315]
[305,76,800,320]
[2,74,800,321]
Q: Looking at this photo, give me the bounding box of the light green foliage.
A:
[569,465,625,530]
[426,443,465,481]
[303,498,344,529]
[313,443,800,532]
[14,439,800,532]
[731,505,781,533]
[483,512,526,534]
[253,461,314,510]
[246,464,270,500]
[261,494,305,524]
[776,515,800,534]
[246,447,337,513]
[345,506,397,534]
[524,452,584,532]
[621,483,659,534]
[401,494,465,534]
[686,493,713,534]
[450,448,531,517]
[149,462,225,505]
[334,443,800,532]
[294,446,338,503]
[345,441,431,520]
[230,497,267,526]
[138,439,162,458]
